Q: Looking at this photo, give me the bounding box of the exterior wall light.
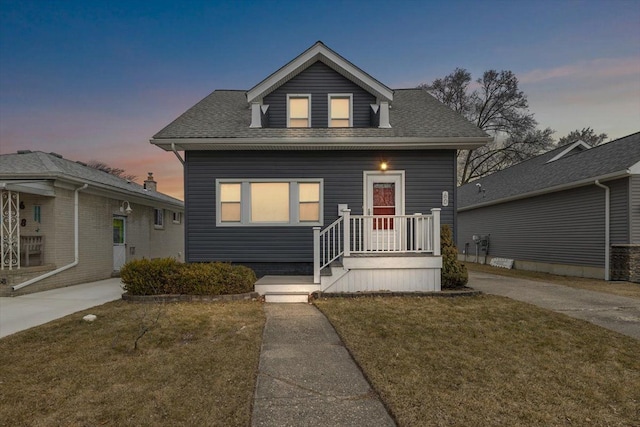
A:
[380,161,388,171]
[120,201,133,214]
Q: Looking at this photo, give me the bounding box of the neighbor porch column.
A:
[342,209,351,257]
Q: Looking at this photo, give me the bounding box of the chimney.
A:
[144,172,157,192]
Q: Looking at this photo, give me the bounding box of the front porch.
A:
[256,209,442,302]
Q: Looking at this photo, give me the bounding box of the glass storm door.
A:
[113,216,126,271]
[365,172,403,250]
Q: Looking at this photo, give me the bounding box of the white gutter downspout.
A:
[171,142,185,165]
[13,184,88,291]
[594,180,610,281]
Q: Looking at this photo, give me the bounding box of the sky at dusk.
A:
[1,0,639,200]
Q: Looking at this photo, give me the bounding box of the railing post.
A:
[342,209,351,257]
[431,208,441,256]
[313,226,321,284]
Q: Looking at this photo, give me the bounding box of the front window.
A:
[172,211,182,224]
[216,179,323,226]
[287,95,311,128]
[329,94,352,127]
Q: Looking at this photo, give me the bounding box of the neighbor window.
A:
[328,94,352,127]
[154,208,164,228]
[216,179,323,226]
[172,211,182,224]
[287,94,311,128]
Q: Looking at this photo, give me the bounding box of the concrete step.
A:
[264,292,310,303]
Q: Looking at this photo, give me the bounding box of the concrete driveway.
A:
[0,278,123,338]
[469,271,640,340]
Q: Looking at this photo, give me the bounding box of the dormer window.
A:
[329,94,352,127]
[287,94,311,128]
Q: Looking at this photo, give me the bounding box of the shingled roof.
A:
[150,41,490,151]
[0,151,183,207]
[458,132,640,210]
[152,88,489,141]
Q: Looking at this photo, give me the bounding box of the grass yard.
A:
[315,296,640,427]
[0,300,265,427]
[466,262,640,300]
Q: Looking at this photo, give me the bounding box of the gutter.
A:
[12,184,88,291]
[459,169,630,212]
[171,142,185,165]
[594,180,610,281]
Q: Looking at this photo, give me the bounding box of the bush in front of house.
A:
[441,224,468,289]
[120,258,257,296]
[174,262,257,295]
[120,257,184,295]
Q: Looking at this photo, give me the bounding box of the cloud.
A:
[520,57,640,84]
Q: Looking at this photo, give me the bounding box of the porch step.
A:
[264,292,310,303]
[0,264,57,293]
[255,275,319,303]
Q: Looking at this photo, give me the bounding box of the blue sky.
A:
[1,0,639,199]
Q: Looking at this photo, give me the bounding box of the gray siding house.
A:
[151,42,490,301]
[0,151,184,295]
[457,132,640,282]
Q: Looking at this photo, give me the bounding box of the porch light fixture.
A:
[379,161,388,171]
[120,201,133,214]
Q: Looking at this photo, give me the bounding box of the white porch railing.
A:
[313,208,441,283]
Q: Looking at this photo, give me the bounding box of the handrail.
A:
[312,209,441,284]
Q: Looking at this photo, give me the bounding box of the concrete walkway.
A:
[469,271,640,340]
[252,304,395,427]
[0,278,123,338]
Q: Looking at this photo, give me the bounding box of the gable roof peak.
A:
[546,139,591,163]
[246,41,393,104]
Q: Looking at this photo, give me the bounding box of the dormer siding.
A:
[263,62,376,128]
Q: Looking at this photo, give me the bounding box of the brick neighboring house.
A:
[0,151,184,295]
[457,132,640,282]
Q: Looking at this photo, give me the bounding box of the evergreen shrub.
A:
[121,258,256,296]
[440,224,468,289]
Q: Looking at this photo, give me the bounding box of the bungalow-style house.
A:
[457,132,640,283]
[150,41,490,301]
[0,151,184,296]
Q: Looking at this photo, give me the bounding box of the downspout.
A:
[594,180,610,280]
[171,143,185,165]
[13,184,88,291]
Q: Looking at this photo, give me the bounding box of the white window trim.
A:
[216,178,324,227]
[172,211,182,224]
[286,94,311,128]
[154,208,164,229]
[328,93,353,128]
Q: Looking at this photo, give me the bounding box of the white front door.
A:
[113,216,126,271]
[364,171,404,250]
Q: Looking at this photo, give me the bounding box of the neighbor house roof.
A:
[151,88,490,150]
[0,151,183,208]
[458,131,640,211]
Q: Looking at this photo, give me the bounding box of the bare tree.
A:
[421,68,554,184]
[87,160,137,181]
[558,127,608,147]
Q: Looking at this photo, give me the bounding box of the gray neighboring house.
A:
[457,132,640,282]
[150,41,491,300]
[0,151,184,295]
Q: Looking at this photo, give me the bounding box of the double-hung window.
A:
[154,208,164,228]
[287,94,311,128]
[328,94,352,127]
[217,179,322,226]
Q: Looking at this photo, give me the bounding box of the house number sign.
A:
[442,191,449,207]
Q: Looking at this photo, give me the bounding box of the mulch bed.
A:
[122,291,260,303]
